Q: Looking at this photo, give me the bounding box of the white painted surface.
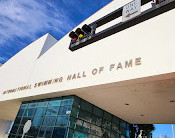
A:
[0,0,175,123]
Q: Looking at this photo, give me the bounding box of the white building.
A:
[0,0,175,137]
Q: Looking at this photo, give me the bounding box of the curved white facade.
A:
[0,0,175,127]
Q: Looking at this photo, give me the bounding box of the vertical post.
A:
[21,133,24,138]
[172,124,175,138]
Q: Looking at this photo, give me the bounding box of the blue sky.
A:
[0,0,174,137]
[153,125,174,138]
[0,0,112,63]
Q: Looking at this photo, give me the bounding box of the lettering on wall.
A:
[2,57,142,95]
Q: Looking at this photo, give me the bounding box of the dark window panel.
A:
[80,100,92,113]
[17,109,25,117]
[8,134,16,138]
[89,124,102,136]
[61,99,73,106]
[28,103,38,108]
[102,119,111,130]
[91,115,102,126]
[52,127,67,138]
[21,117,33,125]
[73,96,80,108]
[112,123,120,133]
[120,127,127,136]
[120,120,127,128]
[75,119,91,133]
[74,130,88,138]
[37,101,48,107]
[79,110,91,122]
[42,116,56,126]
[17,125,24,135]
[66,128,74,138]
[35,108,46,117]
[101,129,110,138]
[32,117,43,127]
[45,106,59,116]
[48,99,61,107]
[24,108,36,117]
[103,112,112,121]
[58,106,72,115]
[14,117,22,125]
[93,107,103,117]
[111,131,119,138]
[20,104,28,109]
[38,126,54,137]
[112,116,120,125]
[26,126,40,137]
[68,117,77,129]
[56,116,69,127]
[70,107,79,118]
[10,124,19,134]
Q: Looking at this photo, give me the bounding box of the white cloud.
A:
[0,0,73,46]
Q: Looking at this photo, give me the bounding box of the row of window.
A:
[20,99,73,109]
[9,127,128,138]
[10,96,130,138]
[18,106,72,117]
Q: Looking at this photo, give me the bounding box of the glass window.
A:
[28,102,37,108]
[9,96,131,138]
[10,125,19,134]
[61,99,73,106]
[58,106,71,115]
[14,117,22,125]
[120,120,127,128]
[66,128,74,138]
[24,108,36,117]
[90,124,102,136]
[73,96,80,108]
[32,117,43,126]
[21,117,33,125]
[37,101,48,107]
[35,108,46,116]
[112,123,120,133]
[56,116,69,127]
[20,104,28,109]
[79,110,91,122]
[45,106,59,116]
[8,134,16,138]
[42,117,56,126]
[17,125,24,135]
[70,107,79,118]
[48,99,61,106]
[26,126,40,137]
[80,100,92,113]
[17,109,25,117]
[103,112,112,121]
[68,117,77,129]
[101,129,110,138]
[111,131,119,138]
[74,131,88,138]
[52,127,67,138]
[102,119,111,130]
[112,117,120,125]
[92,115,102,126]
[38,126,54,137]
[93,107,103,117]
[120,127,127,136]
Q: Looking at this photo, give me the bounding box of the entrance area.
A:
[9,95,130,138]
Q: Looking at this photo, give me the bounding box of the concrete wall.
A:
[0,119,11,138]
